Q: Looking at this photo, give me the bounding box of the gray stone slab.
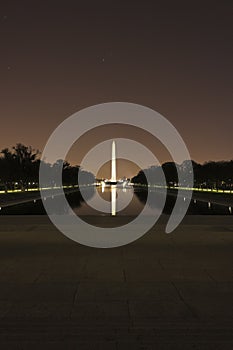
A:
[0,215,232,348]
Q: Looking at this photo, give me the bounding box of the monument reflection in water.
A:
[100,140,131,216]
[111,186,116,216]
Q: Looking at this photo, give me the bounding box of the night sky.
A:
[1,1,232,177]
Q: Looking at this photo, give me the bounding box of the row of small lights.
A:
[0,183,232,214]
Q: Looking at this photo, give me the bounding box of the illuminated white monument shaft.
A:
[111,140,116,182]
[111,140,116,216]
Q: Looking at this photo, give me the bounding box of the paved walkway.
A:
[0,215,233,349]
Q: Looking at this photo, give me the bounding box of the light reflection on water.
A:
[0,186,232,216]
[73,186,159,216]
[72,186,233,217]
[111,186,116,216]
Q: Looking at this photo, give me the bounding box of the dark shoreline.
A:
[0,187,79,208]
[167,188,233,207]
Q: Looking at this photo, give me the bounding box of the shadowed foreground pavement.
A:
[0,215,233,349]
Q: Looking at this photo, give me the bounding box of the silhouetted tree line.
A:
[0,144,95,191]
[1,144,232,192]
[131,160,233,190]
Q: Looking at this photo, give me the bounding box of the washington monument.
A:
[111,140,116,182]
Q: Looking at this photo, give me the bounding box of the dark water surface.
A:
[0,186,232,216]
